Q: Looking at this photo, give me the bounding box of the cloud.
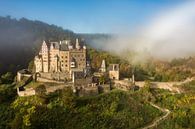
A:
[141,0,195,59]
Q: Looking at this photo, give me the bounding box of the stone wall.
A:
[39,72,71,81]
[17,88,36,96]
[77,86,99,97]
[17,72,33,82]
[36,77,65,83]
[113,80,133,91]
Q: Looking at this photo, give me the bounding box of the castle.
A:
[34,38,89,80]
[16,38,139,97]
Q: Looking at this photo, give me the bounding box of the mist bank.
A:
[88,1,195,63]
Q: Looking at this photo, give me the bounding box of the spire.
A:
[100,59,106,72]
[41,40,48,53]
[42,40,47,47]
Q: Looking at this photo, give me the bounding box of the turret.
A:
[75,38,80,49]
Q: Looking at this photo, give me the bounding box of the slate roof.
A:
[51,42,60,49]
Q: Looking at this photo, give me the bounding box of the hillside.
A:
[0,85,163,129]
[150,81,195,128]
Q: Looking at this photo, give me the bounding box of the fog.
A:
[90,1,195,63]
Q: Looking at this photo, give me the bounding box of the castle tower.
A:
[41,40,49,72]
[54,55,59,72]
[34,55,43,72]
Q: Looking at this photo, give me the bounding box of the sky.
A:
[0,0,185,33]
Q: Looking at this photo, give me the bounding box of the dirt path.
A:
[140,78,188,129]
[141,102,170,129]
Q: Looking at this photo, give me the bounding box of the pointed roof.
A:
[42,40,50,48]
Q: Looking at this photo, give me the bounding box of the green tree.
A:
[1,72,14,84]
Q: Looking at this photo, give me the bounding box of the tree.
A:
[1,72,14,84]
[28,60,35,72]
